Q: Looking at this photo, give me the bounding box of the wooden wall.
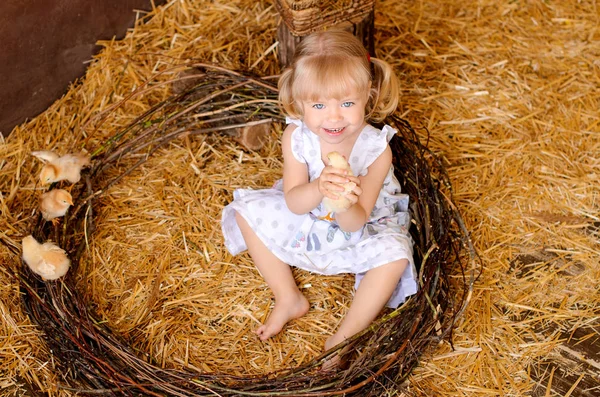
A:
[0,0,165,136]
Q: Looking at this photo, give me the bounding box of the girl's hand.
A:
[318,166,350,199]
[342,175,362,206]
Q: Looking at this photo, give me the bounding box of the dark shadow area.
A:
[0,0,165,136]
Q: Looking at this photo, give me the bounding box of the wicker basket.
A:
[275,0,376,36]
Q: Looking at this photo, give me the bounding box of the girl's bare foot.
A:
[322,333,347,371]
[256,291,309,340]
[325,334,343,351]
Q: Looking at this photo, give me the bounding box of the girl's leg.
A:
[235,212,309,340]
[325,259,409,350]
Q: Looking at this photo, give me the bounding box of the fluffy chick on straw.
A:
[40,189,73,225]
[33,150,89,225]
[22,150,90,280]
[22,235,70,280]
[31,150,90,185]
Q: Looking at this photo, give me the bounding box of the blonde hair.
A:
[278,29,400,122]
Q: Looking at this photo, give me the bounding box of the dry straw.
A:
[11,62,476,395]
[1,0,599,396]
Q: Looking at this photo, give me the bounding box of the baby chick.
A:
[31,150,91,185]
[40,189,73,225]
[22,235,70,280]
[322,151,357,213]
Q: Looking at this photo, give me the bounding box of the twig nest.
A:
[171,68,206,96]
[171,67,272,151]
[17,66,476,396]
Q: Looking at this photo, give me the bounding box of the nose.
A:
[327,106,342,122]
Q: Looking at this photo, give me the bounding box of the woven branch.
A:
[16,65,478,396]
[275,0,375,36]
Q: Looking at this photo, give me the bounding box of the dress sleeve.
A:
[286,117,306,163]
[382,125,397,143]
[359,125,397,175]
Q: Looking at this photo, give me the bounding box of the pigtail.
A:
[278,67,302,119]
[367,57,400,122]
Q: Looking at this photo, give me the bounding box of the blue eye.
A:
[312,103,324,109]
[342,102,354,108]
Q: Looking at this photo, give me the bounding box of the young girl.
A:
[221,29,417,353]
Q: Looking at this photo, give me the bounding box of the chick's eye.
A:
[342,102,354,108]
[312,103,324,110]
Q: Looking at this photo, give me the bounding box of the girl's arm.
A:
[281,124,354,214]
[281,124,322,214]
[335,145,392,232]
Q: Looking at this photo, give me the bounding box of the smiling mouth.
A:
[324,127,345,135]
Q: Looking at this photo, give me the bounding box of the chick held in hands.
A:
[40,189,73,223]
[31,150,91,185]
[22,235,70,280]
[322,151,357,213]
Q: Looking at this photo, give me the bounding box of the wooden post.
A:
[277,10,375,68]
[277,21,303,69]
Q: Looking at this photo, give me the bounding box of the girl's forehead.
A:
[298,78,366,101]
[294,58,370,102]
[303,91,362,102]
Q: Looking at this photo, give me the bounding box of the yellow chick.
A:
[31,150,91,185]
[40,189,74,224]
[322,151,357,213]
[22,235,71,280]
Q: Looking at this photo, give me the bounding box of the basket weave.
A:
[275,0,375,36]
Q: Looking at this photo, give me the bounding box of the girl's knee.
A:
[235,211,257,238]
[234,211,247,228]
[234,211,247,231]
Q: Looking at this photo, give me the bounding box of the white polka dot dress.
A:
[221,119,417,308]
